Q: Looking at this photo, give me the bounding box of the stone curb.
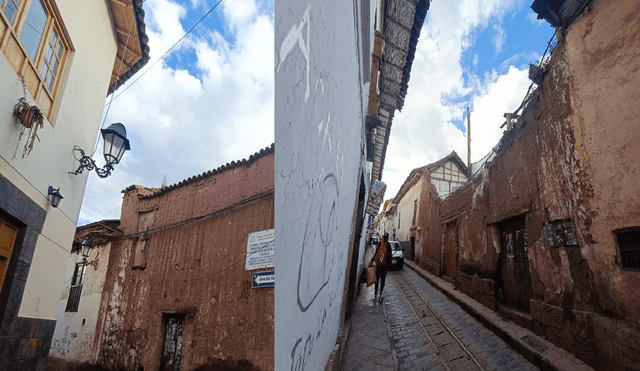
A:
[327,317,351,371]
[381,299,399,370]
[405,260,593,371]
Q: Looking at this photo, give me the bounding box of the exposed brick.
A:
[571,310,593,340]
[530,300,564,330]
[480,293,497,311]
[483,279,495,295]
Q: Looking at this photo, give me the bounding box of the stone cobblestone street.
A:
[387,269,536,371]
[344,264,539,371]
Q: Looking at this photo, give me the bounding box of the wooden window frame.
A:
[132,209,155,269]
[0,214,19,294]
[65,262,86,312]
[0,0,73,126]
[615,229,640,272]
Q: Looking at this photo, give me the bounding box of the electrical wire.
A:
[106,0,223,104]
[96,3,137,156]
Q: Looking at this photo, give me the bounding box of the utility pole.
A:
[467,107,471,178]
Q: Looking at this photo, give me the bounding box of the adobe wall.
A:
[49,244,110,364]
[96,151,275,371]
[561,0,640,368]
[416,175,443,276]
[424,1,640,369]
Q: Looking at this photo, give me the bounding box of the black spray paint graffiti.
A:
[290,175,340,371]
[297,174,339,311]
[279,5,349,370]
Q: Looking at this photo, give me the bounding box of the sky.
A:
[78,0,274,225]
[380,0,553,202]
[78,0,552,225]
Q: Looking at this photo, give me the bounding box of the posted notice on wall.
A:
[366,180,387,215]
[245,229,275,270]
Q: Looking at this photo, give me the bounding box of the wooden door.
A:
[499,216,534,311]
[160,314,185,371]
[445,223,457,277]
[410,237,415,261]
[0,216,19,293]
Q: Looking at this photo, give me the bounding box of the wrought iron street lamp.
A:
[48,186,63,207]
[80,237,99,268]
[80,238,93,262]
[71,123,131,178]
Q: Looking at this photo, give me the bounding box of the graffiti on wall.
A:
[278,3,354,370]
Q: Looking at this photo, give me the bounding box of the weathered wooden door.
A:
[445,223,457,277]
[160,314,185,371]
[410,236,415,261]
[499,216,534,311]
[0,215,19,293]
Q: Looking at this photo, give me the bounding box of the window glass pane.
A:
[45,43,53,61]
[20,0,48,61]
[39,61,48,79]
[55,40,62,56]
[3,0,18,24]
[51,55,58,74]
[49,27,57,45]
[46,71,54,91]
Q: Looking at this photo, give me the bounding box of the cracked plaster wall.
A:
[96,153,275,371]
[274,1,370,370]
[415,0,640,368]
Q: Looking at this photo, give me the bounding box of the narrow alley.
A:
[343,252,592,371]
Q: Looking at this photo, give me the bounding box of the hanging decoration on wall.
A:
[543,220,578,247]
[11,78,44,159]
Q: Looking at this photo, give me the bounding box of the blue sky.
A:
[79,0,552,225]
[382,0,553,199]
[79,0,274,225]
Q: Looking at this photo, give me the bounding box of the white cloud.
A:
[527,11,546,26]
[380,0,534,202]
[222,0,259,31]
[492,23,506,54]
[79,0,274,225]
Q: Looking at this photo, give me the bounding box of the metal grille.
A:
[617,231,640,271]
[65,284,82,312]
[521,335,549,353]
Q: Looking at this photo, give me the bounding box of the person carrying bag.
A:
[369,233,392,303]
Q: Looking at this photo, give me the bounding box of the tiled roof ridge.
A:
[76,219,121,230]
[398,0,431,110]
[427,150,468,174]
[108,0,151,95]
[121,143,274,199]
[393,150,470,203]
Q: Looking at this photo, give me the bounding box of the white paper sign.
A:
[366,179,387,215]
[245,229,275,270]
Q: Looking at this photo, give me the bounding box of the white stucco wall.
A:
[50,245,109,362]
[275,0,373,369]
[0,0,118,320]
[395,178,422,242]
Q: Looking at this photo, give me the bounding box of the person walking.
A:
[370,233,392,303]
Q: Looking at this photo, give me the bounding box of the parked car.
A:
[388,241,404,270]
[370,232,379,246]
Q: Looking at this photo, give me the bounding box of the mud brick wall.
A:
[412,1,640,369]
[96,149,275,371]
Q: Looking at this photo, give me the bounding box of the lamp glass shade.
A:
[101,123,130,165]
[48,186,63,208]
[50,192,62,208]
[81,238,93,259]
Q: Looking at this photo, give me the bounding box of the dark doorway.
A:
[445,223,457,277]
[160,313,186,371]
[345,173,366,320]
[499,215,534,311]
[410,236,415,261]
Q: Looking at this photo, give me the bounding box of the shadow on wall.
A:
[47,357,262,371]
